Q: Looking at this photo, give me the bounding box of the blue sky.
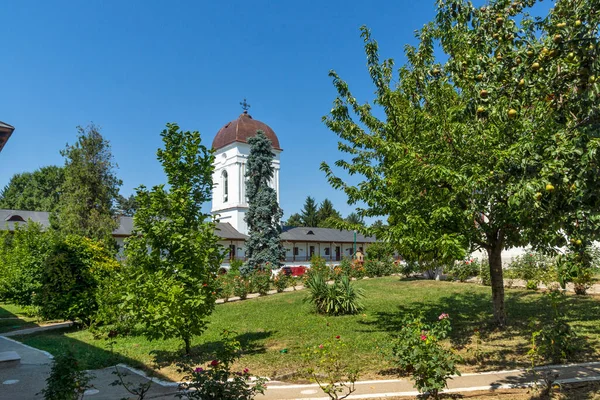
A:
[0,1,550,220]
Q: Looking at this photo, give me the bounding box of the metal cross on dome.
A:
[240,98,251,113]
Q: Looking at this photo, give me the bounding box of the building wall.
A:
[211,142,281,235]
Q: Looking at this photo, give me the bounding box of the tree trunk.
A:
[487,244,506,327]
[184,336,191,355]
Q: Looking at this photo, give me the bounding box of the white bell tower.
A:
[211,108,282,236]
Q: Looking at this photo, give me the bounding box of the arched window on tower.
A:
[222,170,228,202]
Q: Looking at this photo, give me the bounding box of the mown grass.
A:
[0,303,40,333]
[13,278,600,381]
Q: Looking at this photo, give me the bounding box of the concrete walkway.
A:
[2,326,599,400]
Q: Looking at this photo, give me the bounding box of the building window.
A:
[324,247,330,256]
[294,247,299,256]
[222,170,228,202]
[309,246,315,257]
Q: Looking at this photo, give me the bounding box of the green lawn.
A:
[0,303,41,333]
[13,278,600,381]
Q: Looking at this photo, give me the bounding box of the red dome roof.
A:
[212,111,281,151]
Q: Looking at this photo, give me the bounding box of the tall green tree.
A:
[316,198,342,228]
[52,124,122,243]
[345,212,365,227]
[123,123,224,354]
[243,131,285,274]
[115,194,138,216]
[322,1,600,326]
[300,196,319,227]
[285,213,303,227]
[0,166,64,212]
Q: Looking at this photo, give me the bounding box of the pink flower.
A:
[243,368,249,374]
[319,344,324,349]
[210,360,219,367]
[438,313,449,320]
[195,367,204,373]
[420,335,427,341]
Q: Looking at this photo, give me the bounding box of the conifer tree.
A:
[300,196,319,227]
[316,198,342,228]
[243,131,285,274]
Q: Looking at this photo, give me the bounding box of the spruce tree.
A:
[300,196,319,227]
[243,131,285,274]
[316,198,342,228]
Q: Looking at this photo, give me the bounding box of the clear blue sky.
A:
[0,1,550,220]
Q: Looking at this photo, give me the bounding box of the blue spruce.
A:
[242,130,285,275]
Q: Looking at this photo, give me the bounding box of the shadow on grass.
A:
[0,304,41,334]
[362,287,600,371]
[151,330,274,370]
[12,326,173,382]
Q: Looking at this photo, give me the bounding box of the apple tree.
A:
[322,0,600,326]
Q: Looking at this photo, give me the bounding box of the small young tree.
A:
[242,131,285,274]
[123,123,224,354]
[52,124,122,244]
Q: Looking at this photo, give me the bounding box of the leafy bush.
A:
[446,259,479,282]
[229,258,244,274]
[0,222,55,306]
[251,269,271,296]
[556,245,598,295]
[177,330,267,400]
[529,291,581,364]
[39,350,93,400]
[308,255,332,280]
[273,273,291,293]
[233,275,252,299]
[391,313,460,399]
[339,258,366,279]
[37,235,119,324]
[506,252,553,289]
[479,259,491,286]
[303,335,360,400]
[399,261,417,278]
[365,241,395,261]
[363,259,394,277]
[305,274,364,316]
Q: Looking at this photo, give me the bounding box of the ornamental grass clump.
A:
[304,273,364,316]
[392,312,460,399]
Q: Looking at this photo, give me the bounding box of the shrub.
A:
[399,261,417,278]
[365,241,395,261]
[308,255,332,279]
[36,235,119,324]
[556,246,597,295]
[39,350,93,400]
[446,259,479,282]
[273,273,291,293]
[0,222,55,306]
[479,259,491,286]
[391,313,460,399]
[529,291,581,364]
[305,274,364,316]
[233,275,252,300]
[251,269,271,296]
[229,258,244,274]
[339,258,366,279]
[216,273,236,301]
[363,259,394,277]
[507,252,552,289]
[177,330,267,400]
[303,335,360,400]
